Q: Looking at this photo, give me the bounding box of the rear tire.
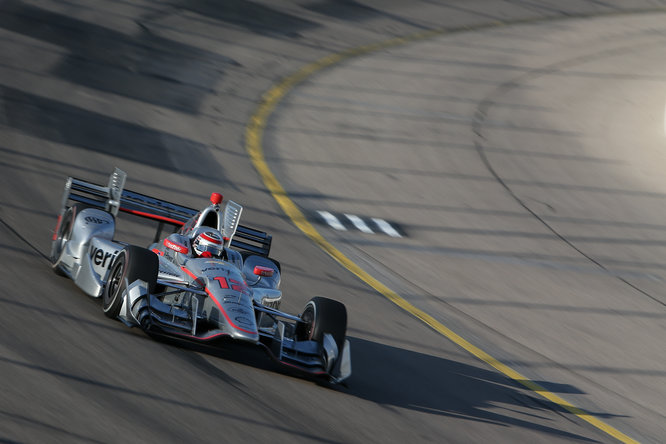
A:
[102,246,158,319]
[298,297,347,354]
[51,203,86,276]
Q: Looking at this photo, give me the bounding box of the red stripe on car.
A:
[181,266,198,281]
[52,215,62,240]
[120,208,185,226]
[164,238,188,254]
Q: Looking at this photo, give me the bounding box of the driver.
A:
[191,230,226,259]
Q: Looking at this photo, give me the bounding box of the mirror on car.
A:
[253,265,274,277]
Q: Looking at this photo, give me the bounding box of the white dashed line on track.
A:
[316,211,347,231]
[316,211,404,237]
[371,217,403,238]
[344,213,374,234]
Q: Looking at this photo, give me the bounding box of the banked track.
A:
[1,1,665,442]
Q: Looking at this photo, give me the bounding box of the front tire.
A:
[102,246,158,319]
[298,296,347,354]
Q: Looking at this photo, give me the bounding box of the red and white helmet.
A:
[192,230,224,258]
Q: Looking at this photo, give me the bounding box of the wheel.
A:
[298,296,347,353]
[102,246,158,319]
[51,203,87,276]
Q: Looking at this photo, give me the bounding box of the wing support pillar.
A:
[118,278,149,327]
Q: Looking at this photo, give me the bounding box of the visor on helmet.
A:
[193,231,224,257]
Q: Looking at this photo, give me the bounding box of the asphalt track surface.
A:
[1,1,665,443]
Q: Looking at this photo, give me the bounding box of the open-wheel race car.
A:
[50,168,351,383]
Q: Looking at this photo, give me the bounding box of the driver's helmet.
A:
[192,230,224,258]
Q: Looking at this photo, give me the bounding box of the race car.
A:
[50,168,351,383]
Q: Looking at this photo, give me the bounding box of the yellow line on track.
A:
[245,20,640,444]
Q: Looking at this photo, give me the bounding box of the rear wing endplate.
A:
[57,168,273,256]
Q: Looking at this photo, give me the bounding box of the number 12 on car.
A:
[212,276,249,294]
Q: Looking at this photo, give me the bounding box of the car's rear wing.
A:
[57,168,273,256]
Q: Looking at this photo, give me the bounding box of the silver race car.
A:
[50,168,351,383]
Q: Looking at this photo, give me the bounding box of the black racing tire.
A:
[102,246,158,319]
[51,203,87,276]
[298,297,347,354]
